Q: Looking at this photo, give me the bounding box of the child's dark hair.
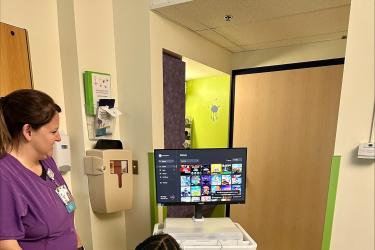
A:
[0,89,61,156]
[135,234,181,250]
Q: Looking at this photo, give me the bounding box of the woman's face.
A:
[30,113,61,160]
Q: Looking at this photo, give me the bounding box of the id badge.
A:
[55,184,76,213]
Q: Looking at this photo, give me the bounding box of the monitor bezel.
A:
[154,147,247,206]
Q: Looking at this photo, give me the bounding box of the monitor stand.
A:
[193,204,203,221]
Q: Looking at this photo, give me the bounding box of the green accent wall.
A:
[185,75,231,148]
[322,156,341,250]
[185,75,231,217]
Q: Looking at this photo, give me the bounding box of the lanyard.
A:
[46,168,76,213]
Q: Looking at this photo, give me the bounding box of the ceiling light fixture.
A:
[224,15,233,22]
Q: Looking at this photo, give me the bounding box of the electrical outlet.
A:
[132,160,139,175]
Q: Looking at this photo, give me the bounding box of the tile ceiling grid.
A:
[153,0,351,52]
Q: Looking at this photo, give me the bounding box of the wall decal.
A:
[210,98,221,122]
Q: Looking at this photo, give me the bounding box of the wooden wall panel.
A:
[230,64,343,250]
[0,22,32,96]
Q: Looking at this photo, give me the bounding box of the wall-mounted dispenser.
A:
[53,132,71,174]
[84,149,133,213]
[358,143,375,159]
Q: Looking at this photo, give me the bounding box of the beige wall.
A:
[0,0,69,185]
[0,0,67,136]
[56,0,94,249]
[1,0,127,250]
[64,0,126,250]
[331,0,374,249]
[149,11,232,149]
[112,0,153,249]
[0,4,231,249]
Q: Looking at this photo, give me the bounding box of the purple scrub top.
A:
[0,154,77,250]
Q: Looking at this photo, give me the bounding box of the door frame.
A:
[229,57,345,147]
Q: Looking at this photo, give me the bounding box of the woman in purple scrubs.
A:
[0,89,83,250]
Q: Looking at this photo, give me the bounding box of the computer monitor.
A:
[154,148,247,219]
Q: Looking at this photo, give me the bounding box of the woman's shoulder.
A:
[0,154,20,182]
[0,153,17,170]
[0,152,12,162]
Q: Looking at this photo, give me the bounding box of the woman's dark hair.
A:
[135,234,181,250]
[0,89,61,156]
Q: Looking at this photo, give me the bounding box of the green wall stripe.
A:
[322,155,341,250]
[148,152,157,231]
[163,205,167,220]
[211,204,226,217]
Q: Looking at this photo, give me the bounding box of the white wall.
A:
[331,0,374,249]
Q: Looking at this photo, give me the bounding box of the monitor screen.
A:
[154,148,247,205]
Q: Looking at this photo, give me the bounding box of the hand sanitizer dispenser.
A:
[53,132,71,174]
[84,149,133,213]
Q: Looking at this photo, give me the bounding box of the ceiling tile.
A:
[197,29,243,51]
[215,6,350,46]
[154,0,350,28]
[153,0,351,52]
[153,8,208,31]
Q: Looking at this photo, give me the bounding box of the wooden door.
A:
[230,62,343,250]
[0,22,33,96]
